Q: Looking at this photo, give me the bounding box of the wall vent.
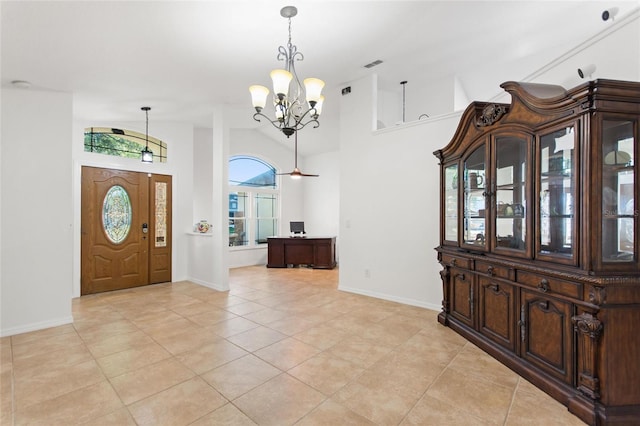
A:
[364,59,383,69]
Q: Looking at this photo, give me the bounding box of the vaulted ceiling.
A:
[2,1,638,155]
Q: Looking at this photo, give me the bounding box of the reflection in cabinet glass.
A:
[602,120,635,263]
[539,126,575,260]
[444,164,458,242]
[495,136,528,252]
[463,146,486,247]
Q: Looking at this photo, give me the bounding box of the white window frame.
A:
[228,156,279,250]
[228,187,279,249]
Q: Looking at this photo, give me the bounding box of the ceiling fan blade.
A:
[278,134,320,177]
[277,168,319,177]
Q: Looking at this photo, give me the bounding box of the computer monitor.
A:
[290,221,305,235]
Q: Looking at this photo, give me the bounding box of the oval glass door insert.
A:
[102,185,132,244]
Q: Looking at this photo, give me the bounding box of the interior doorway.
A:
[81,166,172,295]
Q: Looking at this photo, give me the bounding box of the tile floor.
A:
[1,266,586,425]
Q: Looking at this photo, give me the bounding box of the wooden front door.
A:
[81,166,172,295]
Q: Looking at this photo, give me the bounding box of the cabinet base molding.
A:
[443,314,640,425]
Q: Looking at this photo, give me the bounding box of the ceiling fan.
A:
[277,131,319,179]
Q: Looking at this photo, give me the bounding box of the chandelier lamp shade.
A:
[249,6,325,138]
[140,106,153,163]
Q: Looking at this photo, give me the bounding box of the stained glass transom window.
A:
[84,127,167,163]
[102,185,132,244]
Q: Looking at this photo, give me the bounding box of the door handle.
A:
[142,223,148,234]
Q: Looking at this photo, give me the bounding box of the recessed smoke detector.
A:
[11,80,32,89]
[364,59,383,69]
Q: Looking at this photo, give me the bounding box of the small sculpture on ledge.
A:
[196,220,211,233]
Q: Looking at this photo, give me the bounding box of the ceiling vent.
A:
[364,59,383,69]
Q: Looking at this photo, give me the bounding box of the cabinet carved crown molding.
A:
[475,103,508,127]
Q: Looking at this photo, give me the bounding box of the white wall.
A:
[378,75,460,129]
[304,150,340,239]
[338,74,459,310]
[1,88,74,336]
[193,128,214,225]
[189,127,215,287]
[530,9,639,91]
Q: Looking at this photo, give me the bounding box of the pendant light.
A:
[141,106,153,163]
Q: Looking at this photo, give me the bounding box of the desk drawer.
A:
[476,261,513,280]
[441,254,472,270]
[516,271,581,299]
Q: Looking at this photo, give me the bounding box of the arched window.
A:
[229,156,276,188]
[84,127,167,163]
[228,156,278,247]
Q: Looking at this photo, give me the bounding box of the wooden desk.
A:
[267,236,336,269]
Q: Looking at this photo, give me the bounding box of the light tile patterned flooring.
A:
[1,266,586,425]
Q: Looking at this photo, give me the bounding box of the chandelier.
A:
[249,6,325,138]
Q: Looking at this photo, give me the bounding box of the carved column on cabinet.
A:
[438,267,451,325]
[572,312,603,400]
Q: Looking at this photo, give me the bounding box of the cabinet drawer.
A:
[441,254,472,270]
[475,261,513,280]
[516,271,581,299]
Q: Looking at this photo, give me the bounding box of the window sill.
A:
[229,245,267,251]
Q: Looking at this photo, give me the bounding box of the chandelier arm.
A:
[290,106,319,127]
[253,111,295,132]
[294,118,320,131]
[254,106,319,130]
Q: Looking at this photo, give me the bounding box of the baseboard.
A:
[186,277,228,292]
[338,285,440,311]
[1,315,74,338]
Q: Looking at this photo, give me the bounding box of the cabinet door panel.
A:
[462,144,488,250]
[493,134,530,258]
[599,118,636,271]
[450,268,474,327]
[478,277,516,352]
[536,125,577,265]
[521,290,573,384]
[443,163,459,244]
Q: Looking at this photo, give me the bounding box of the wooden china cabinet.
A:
[434,79,640,425]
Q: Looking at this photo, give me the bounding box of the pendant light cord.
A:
[145,108,149,149]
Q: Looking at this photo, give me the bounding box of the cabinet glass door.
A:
[463,145,487,247]
[602,119,635,263]
[444,164,458,243]
[538,126,575,262]
[538,126,576,259]
[494,136,528,253]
